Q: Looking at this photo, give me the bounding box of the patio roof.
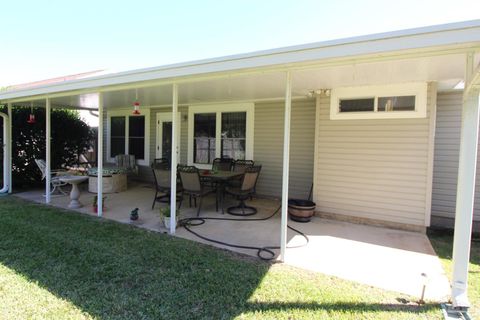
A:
[1,19,480,108]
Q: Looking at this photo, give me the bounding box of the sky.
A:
[1,0,480,88]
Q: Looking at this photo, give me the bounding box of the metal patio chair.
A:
[226,165,262,216]
[151,158,182,209]
[34,159,68,195]
[178,165,217,216]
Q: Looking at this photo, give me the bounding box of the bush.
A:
[0,106,93,188]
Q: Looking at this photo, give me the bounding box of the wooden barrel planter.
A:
[288,199,316,222]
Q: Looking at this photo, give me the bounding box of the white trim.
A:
[170,84,178,235]
[97,93,104,217]
[187,103,254,169]
[106,108,150,166]
[45,98,51,203]
[451,52,479,308]
[155,112,182,159]
[280,71,292,262]
[7,104,12,193]
[0,112,9,193]
[312,95,322,205]
[424,82,437,227]
[330,82,428,120]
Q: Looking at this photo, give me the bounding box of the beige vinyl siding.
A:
[431,91,480,222]
[313,84,436,227]
[254,99,316,199]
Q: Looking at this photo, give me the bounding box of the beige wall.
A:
[254,99,316,199]
[313,84,436,227]
[431,91,480,225]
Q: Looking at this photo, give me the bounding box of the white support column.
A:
[7,103,12,194]
[97,93,104,217]
[280,71,292,261]
[45,98,51,203]
[451,52,479,309]
[170,83,179,234]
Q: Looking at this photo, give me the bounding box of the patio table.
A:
[199,170,243,214]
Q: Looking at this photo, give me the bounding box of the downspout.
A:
[0,112,10,194]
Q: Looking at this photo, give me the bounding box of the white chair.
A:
[34,159,68,195]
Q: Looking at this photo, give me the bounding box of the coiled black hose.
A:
[178,205,309,261]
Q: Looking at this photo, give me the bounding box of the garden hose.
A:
[178,204,309,261]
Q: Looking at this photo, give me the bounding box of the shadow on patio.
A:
[15,181,450,301]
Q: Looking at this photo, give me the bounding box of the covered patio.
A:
[2,20,480,310]
[15,184,450,301]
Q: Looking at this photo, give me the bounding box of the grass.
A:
[429,229,480,319]
[0,196,444,319]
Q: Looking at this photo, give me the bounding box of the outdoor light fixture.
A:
[27,102,36,124]
[132,89,141,115]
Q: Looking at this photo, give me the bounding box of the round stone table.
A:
[59,175,89,208]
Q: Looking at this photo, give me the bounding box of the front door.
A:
[156,112,181,163]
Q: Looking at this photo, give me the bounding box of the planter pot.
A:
[288,199,316,223]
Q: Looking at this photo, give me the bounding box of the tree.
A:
[0,106,93,188]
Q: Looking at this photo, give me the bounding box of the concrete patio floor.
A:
[15,181,450,301]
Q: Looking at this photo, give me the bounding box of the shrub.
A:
[0,106,93,188]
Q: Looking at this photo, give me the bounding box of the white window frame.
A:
[330,82,428,120]
[187,103,254,169]
[107,109,150,166]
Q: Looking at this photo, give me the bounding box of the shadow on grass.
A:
[428,228,480,267]
[0,197,438,319]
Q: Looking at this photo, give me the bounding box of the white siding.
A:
[313,84,436,227]
[431,91,480,223]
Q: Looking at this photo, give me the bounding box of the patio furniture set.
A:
[35,155,138,209]
[152,158,262,217]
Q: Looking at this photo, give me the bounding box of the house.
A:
[1,19,479,307]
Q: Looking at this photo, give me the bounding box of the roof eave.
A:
[1,19,480,102]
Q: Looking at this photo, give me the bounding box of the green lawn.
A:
[429,229,480,319]
[0,197,445,319]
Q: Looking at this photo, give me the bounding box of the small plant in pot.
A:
[159,205,178,229]
[93,195,106,213]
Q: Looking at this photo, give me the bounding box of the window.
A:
[194,113,216,164]
[377,96,415,112]
[188,104,253,167]
[330,83,427,120]
[128,116,145,160]
[108,111,150,165]
[221,112,246,160]
[110,117,125,157]
[339,98,374,112]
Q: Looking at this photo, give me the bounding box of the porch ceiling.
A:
[9,52,477,109]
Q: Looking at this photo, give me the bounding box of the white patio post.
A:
[170,83,179,234]
[97,93,104,217]
[451,52,480,309]
[7,103,12,193]
[280,71,292,261]
[45,98,51,203]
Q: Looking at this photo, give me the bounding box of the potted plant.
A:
[93,195,106,213]
[159,205,178,229]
